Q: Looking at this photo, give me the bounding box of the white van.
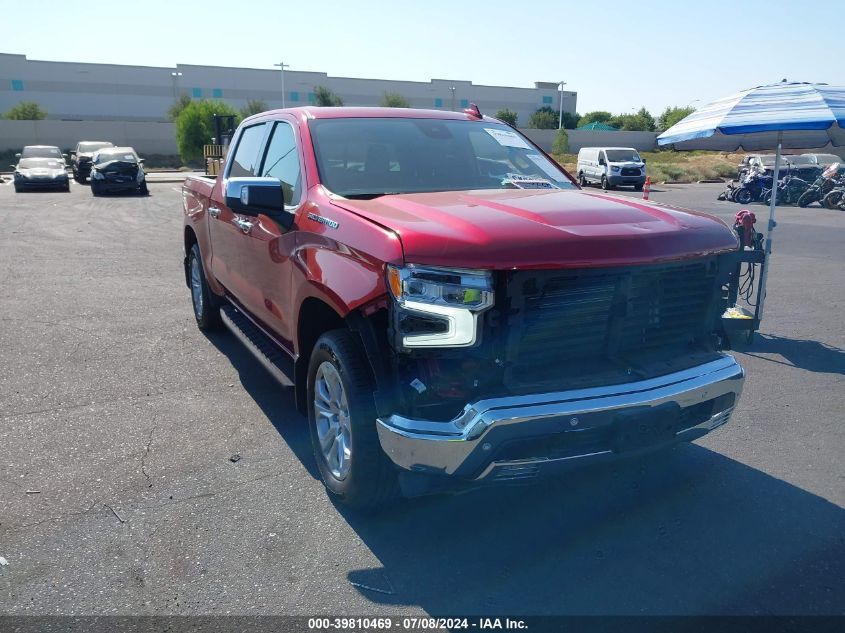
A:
[576,147,647,191]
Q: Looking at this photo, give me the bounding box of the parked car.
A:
[11,145,70,192]
[576,147,646,190]
[71,140,114,182]
[89,147,148,196]
[802,153,843,168]
[183,107,748,508]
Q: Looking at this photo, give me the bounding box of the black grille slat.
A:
[505,259,720,384]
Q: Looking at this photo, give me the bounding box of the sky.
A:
[1,0,843,117]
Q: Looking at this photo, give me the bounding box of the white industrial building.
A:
[0,53,577,126]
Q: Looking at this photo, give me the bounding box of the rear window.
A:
[21,146,61,158]
[78,142,113,153]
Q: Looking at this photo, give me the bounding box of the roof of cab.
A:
[245,106,498,124]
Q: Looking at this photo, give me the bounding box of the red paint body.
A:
[183,107,738,359]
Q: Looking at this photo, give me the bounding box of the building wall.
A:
[0,120,178,154]
[0,53,577,125]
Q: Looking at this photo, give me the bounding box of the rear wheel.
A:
[308,329,397,508]
[188,243,222,331]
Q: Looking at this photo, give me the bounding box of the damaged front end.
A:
[374,254,748,496]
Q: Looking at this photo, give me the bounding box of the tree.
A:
[380,92,410,108]
[578,111,613,127]
[528,107,558,129]
[167,94,192,122]
[175,100,241,163]
[494,108,518,126]
[240,99,269,117]
[314,86,344,107]
[551,128,570,155]
[657,106,696,131]
[3,101,47,120]
[609,107,656,132]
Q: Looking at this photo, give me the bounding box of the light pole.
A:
[449,86,456,111]
[274,62,290,108]
[170,71,183,99]
[558,80,566,129]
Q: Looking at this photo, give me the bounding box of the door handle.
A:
[233,217,255,234]
[208,206,221,218]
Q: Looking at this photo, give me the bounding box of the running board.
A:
[220,304,295,387]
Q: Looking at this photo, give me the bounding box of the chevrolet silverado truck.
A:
[182,106,747,507]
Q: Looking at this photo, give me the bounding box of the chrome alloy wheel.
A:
[190,255,204,319]
[313,361,352,479]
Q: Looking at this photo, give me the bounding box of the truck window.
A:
[229,123,266,178]
[261,122,302,206]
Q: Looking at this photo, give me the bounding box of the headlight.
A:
[387,265,494,348]
[91,170,104,180]
[611,166,621,172]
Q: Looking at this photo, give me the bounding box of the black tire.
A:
[822,190,843,209]
[139,181,149,196]
[14,183,22,193]
[307,329,397,509]
[63,181,71,192]
[735,188,754,205]
[634,184,644,192]
[187,243,222,331]
[797,190,816,208]
[91,181,101,196]
[578,172,586,187]
[601,175,609,191]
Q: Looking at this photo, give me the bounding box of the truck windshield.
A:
[605,150,641,162]
[309,118,575,197]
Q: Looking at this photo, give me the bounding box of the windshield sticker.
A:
[484,128,531,149]
[526,154,563,180]
[502,176,559,190]
[123,155,134,160]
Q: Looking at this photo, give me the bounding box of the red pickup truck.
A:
[182,106,747,507]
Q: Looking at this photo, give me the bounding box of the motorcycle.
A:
[762,174,812,206]
[797,163,843,207]
[733,165,773,204]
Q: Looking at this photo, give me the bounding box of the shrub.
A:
[175,100,241,163]
[551,129,569,154]
[167,94,192,122]
[4,101,47,120]
[578,111,613,127]
[494,108,518,126]
[381,92,410,108]
[314,86,343,107]
[240,99,269,117]
[657,106,696,132]
[528,107,558,129]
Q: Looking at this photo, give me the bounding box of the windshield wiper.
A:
[342,192,399,200]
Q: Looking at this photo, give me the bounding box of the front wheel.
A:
[735,188,754,205]
[139,181,149,196]
[91,181,101,196]
[797,190,816,208]
[822,190,843,209]
[578,172,586,187]
[308,329,397,508]
[188,243,222,331]
[601,175,609,191]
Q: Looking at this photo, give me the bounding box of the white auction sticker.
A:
[484,128,531,149]
[526,153,563,180]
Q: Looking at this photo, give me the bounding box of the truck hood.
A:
[330,188,738,269]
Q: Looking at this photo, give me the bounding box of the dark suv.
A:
[71,141,114,182]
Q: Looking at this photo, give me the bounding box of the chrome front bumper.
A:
[376,355,744,483]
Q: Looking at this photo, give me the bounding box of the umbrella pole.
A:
[755,130,782,325]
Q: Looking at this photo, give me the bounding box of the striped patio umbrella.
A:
[657,81,845,322]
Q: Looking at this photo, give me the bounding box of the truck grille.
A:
[503,259,721,384]
[621,167,641,176]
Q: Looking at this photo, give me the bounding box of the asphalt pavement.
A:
[0,179,843,616]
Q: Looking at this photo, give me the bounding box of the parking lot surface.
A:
[0,180,843,615]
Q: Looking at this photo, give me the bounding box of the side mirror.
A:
[15,153,21,159]
[62,153,68,158]
[225,177,292,227]
[642,158,647,164]
[138,158,145,164]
